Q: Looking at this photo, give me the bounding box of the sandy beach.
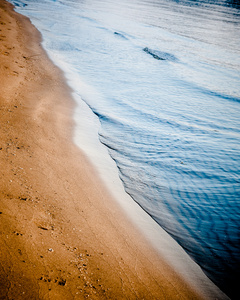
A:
[0,1,229,299]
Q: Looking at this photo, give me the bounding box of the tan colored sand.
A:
[0,1,225,299]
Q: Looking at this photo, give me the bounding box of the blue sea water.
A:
[10,0,240,298]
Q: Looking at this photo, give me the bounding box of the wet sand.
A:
[0,1,228,299]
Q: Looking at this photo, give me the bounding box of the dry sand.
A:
[0,1,228,299]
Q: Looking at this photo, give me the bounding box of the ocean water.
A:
[10,0,240,298]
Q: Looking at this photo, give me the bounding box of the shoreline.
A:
[0,1,228,299]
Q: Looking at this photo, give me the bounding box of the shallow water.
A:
[10,0,240,298]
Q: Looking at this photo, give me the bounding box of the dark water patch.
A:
[143,47,178,61]
[226,0,240,9]
[12,0,27,7]
[114,31,128,40]
[171,0,240,10]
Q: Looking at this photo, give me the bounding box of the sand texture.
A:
[0,1,227,299]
